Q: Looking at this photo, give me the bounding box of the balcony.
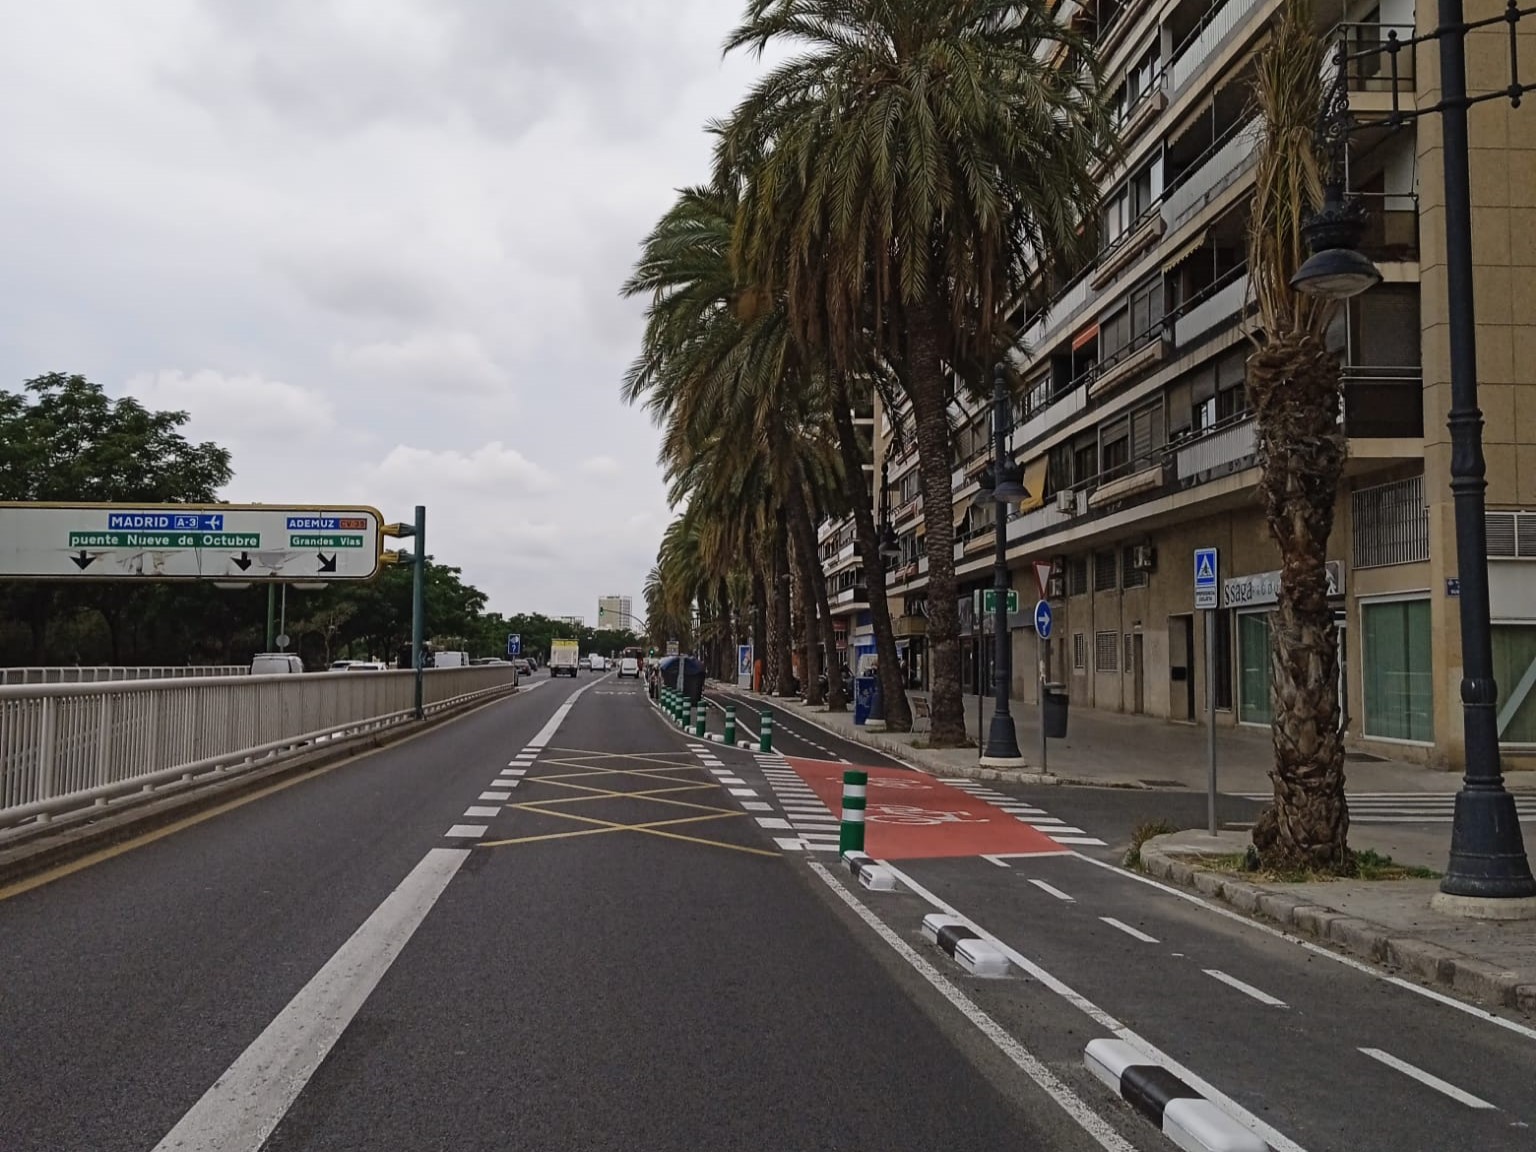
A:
[1175,414,1258,481]
[1169,0,1265,94]
[831,585,870,611]
[1089,332,1170,400]
[1332,22,1416,98]
[1357,194,1419,263]
[1173,267,1251,348]
[1344,367,1424,439]
[1162,118,1263,235]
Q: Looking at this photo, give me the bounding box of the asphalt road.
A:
[0,672,1161,1152]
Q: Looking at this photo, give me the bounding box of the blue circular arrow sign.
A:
[1033,599,1053,640]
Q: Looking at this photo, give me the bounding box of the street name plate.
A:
[0,502,384,581]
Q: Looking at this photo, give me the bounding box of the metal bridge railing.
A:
[0,665,249,685]
[0,666,519,831]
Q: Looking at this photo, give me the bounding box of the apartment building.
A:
[827,0,1536,768]
[597,596,633,630]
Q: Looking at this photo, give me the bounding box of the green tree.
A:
[717,0,1110,744]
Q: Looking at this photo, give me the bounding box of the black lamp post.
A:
[1293,6,1536,906]
[981,363,1028,766]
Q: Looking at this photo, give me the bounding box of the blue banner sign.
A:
[109,512,224,532]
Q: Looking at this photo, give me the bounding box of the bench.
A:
[909,693,932,734]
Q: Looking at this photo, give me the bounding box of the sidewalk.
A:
[747,685,1520,795]
[1142,830,1536,1015]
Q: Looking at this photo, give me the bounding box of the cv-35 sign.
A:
[0,503,384,582]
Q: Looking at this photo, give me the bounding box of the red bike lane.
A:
[784,757,1067,860]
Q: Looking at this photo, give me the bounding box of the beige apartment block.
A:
[822,0,1536,770]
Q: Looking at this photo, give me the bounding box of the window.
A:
[1101,417,1131,479]
[1073,632,1088,671]
[1352,475,1429,568]
[1094,550,1118,592]
[1068,555,1089,596]
[1493,625,1536,744]
[1125,632,1136,672]
[1073,437,1098,485]
[1130,401,1165,466]
[1363,599,1434,741]
[1213,608,1233,710]
[1095,631,1121,671]
[1122,545,1148,588]
[1238,613,1273,725]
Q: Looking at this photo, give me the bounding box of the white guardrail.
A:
[0,666,520,831]
[0,665,249,685]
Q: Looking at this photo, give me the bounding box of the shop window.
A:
[1363,599,1434,742]
[1095,631,1120,672]
[1238,613,1273,725]
[1493,625,1536,744]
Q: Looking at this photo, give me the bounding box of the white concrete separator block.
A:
[921,913,967,944]
[954,938,1010,977]
[1161,1099,1270,1152]
[1084,1039,1142,1094]
[857,865,897,892]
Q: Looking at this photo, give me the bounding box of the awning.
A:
[1017,457,1050,513]
[1166,96,1213,151]
[1071,322,1100,351]
[952,495,974,528]
[1162,229,1210,274]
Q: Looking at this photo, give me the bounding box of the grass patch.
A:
[1123,818,1183,870]
[1200,847,1439,883]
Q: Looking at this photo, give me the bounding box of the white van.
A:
[589,655,607,672]
[434,651,471,669]
[251,653,304,675]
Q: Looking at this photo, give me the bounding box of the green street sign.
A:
[981,589,1019,614]
[289,534,366,548]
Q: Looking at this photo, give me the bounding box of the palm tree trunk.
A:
[1247,332,1350,869]
[830,372,911,730]
[772,507,794,696]
[790,526,821,704]
[752,563,768,692]
[786,470,845,710]
[907,302,967,746]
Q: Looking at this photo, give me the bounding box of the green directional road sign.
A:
[982,589,1020,615]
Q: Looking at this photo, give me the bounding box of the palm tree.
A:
[719,0,1110,746]
[1245,0,1350,869]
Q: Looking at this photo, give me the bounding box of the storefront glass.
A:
[1363,598,1434,742]
[1238,613,1273,725]
[1493,624,1536,745]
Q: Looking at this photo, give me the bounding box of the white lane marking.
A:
[1050,836,1108,846]
[729,788,758,798]
[741,801,773,812]
[151,848,468,1152]
[1101,917,1159,944]
[494,778,520,789]
[756,817,793,830]
[807,862,1137,1152]
[1028,879,1075,902]
[982,855,1012,868]
[526,674,608,747]
[444,824,488,838]
[1070,852,1536,1045]
[880,862,1307,1152]
[480,791,511,802]
[463,806,500,819]
[1204,969,1288,1008]
[502,768,527,776]
[1359,1048,1496,1109]
[718,777,746,785]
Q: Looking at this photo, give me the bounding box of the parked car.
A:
[513,658,534,676]
[617,656,641,679]
[472,657,511,666]
[329,660,359,671]
[346,661,387,671]
[434,650,471,669]
[251,653,304,675]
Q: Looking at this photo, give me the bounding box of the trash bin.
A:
[1043,683,1069,739]
[852,675,877,725]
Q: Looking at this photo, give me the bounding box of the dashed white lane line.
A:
[150,848,469,1152]
[729,788,758,798]
[1203,969,1288,1008]
[718,776,746,785]
[1028,879,1075,902]
[463,806,501,819]
[494,778,520,789]
[480,791,511,802]
[742,800,773,812]
[756,817,793,830]
[806,861,1137,1152]
[444,824,488,838]
[502,767,527,776]
[1100,917,1159,944]
[982,855,1013,868]
[1359,1048,1495,1109]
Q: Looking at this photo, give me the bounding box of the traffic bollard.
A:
[760,708,773,753]
[839,769,867,854]
[694,703,706,739]
[724,704,736,746]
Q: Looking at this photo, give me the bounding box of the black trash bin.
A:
[1043,683,1069,739]
[661,655,706,702]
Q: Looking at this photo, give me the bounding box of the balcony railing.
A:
[1356,193,1420,262]
[1162,118,1263,234]
[1173,267,1251,347]
[1344,367,1424,438]
[1169,0,1265,94]
[1332,22,1416,93]
[1176,414,1258,480]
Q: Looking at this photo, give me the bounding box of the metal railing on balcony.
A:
[1169,0,1265,93]
[1332,22,1416,92]
[1173,266,1252,347]
[0,666,520,831]
[1175,413,1258,479]
[1355,192,1420,262]
[1162,118,1263,233]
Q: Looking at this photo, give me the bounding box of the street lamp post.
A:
[981,363,1027,767]
[1292,8,1536,907]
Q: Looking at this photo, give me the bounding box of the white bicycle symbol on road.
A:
[821,776,931,791]
[864,804,989,826]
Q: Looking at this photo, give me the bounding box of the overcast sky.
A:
[0,1,765,622]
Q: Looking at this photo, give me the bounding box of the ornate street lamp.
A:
[981,363,1026,766]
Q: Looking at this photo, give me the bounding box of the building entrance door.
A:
[1169,614,1194,721]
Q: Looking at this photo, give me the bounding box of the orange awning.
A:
[1072,323,1100,351]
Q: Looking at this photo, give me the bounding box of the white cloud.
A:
[125,369,338,440]
[367,442,553,495]
[580,455,623,478]
[332,331,512,398]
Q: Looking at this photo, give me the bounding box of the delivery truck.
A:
[549,638,581,677]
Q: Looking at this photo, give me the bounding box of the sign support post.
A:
[1194,548,1220,836]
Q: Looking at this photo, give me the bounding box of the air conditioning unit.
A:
[1047,575,1066,599]
[1056,489,1079,514]
[1132,544,1157,572]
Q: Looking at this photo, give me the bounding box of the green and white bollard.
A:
[724,704,736,746]
[839,769,868,854]
[694,702,706,739]
[759,707,774,753]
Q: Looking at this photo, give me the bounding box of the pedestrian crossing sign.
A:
[1194,547,1219,609]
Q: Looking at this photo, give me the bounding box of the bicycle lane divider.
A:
[782,757,1070,860]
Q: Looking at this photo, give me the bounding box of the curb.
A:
[921,912,1010,976]
[1085,1039,1266,1152]
[712,685,1060,784]
[842,849,896,891]
[1140,835,1536,1014]
[0,687,519,891]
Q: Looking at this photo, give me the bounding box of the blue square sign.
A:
[1194,547,1219,610]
